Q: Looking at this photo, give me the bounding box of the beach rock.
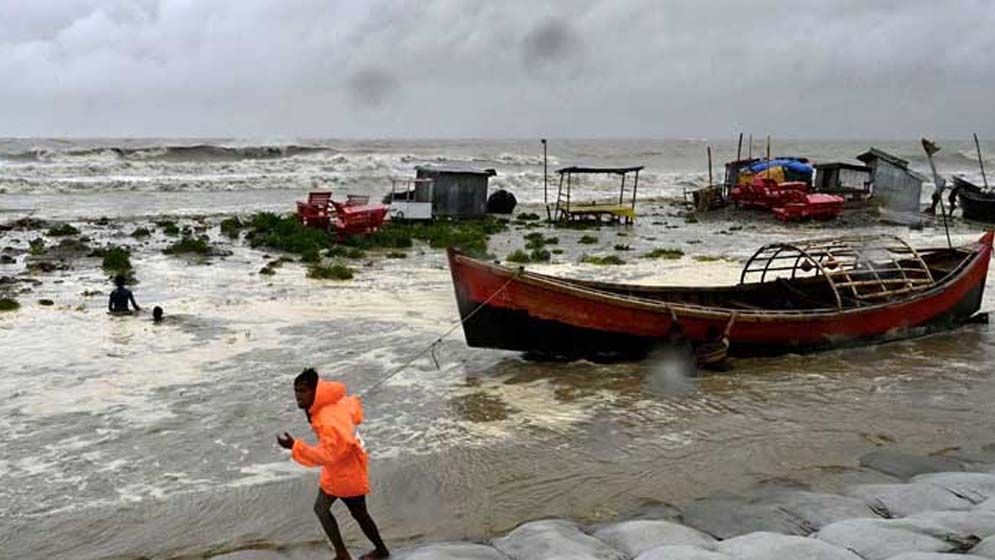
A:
[912,472,995,503]
[491,519,626,560]
[753,488,881,529]
[971,535,995,558]
[0,255,15,264]
[592,520,715,557]
[715,531,862,560]
[845,483,973,517]
[680,494,814,538]
[635,545,731,560]
[395,542,509,560]
[816,518,973,560]
[906,510,995,538]
[860,451,966,480]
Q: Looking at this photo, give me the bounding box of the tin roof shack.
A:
[857,148,926,224]
[814,162,872,202]
[415,166,496,218]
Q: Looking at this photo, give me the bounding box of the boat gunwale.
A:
[449,233,990,322]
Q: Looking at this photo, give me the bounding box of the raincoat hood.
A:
[309,380,345,416]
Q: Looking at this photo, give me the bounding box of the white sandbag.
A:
[395,542,509,560]
[755,488,881,529]
[845,483,973,517]
[913,472,995,504]
[714,531,861,560]
[635,544,732,560]
[882,553,990,559]
[970,535,995,559]
[906,510,995,538]
[593,520,715,558]
[816,518,964,560]
[859,450,965,480]
[681,494,812,538]
[491,519,625,560]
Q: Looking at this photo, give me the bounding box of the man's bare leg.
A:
[314,490,351,560]
[342,496,389,559]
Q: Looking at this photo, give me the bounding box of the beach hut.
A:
[414,166,496,218]
[813,162,872,201]
[856,148,925,224]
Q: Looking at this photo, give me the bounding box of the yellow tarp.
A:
[738,166,785,185]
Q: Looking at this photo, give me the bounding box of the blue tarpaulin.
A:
[748,158,813,176]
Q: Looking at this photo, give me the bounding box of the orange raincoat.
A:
[291,380,370,497]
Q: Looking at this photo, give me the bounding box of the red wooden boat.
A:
[447,232,992,359]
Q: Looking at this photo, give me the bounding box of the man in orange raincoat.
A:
[278,368,389,560]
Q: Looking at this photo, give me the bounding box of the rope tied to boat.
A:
[358,268,522,398]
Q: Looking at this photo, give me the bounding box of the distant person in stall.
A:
[108,274,141,315]
[277,368,389,560]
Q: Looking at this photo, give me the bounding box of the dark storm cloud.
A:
[521,18,583,78]
[348,67,399,108]
[0,0,992,137]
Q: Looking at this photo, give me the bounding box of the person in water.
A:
[278,368,389,560]
[108,274,140,314]
[152,306,164,323]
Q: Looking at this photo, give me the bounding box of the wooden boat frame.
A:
[740,235,935,309]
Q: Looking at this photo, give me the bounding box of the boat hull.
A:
[447,234,992,359]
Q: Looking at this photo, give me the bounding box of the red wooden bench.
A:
[330,200,390,238]
[296,191,332,229]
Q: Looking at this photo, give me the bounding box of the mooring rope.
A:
[357,269,522,398]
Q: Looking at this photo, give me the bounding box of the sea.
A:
[1,138,993,559]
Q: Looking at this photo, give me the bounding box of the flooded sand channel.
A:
[2,203,994,559]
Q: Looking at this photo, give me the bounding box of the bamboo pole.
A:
[765,135,771,180]
[748,134,753,159]
[736,133,743,161]
[974,133,989,189]
[542,138,548,204]
[921,138,952,249]
[707,146,713,187]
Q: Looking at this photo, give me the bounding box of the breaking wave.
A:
[1,143,334,162]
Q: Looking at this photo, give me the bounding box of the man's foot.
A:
[359,548,389,560]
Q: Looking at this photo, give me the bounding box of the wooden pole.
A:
[736,133,743,161]
[707,146,713,187]
[765,135,771,180]
[974,133,989,189]
[748,134,753,159]
[921,138,952,249]
[542,138,548,203]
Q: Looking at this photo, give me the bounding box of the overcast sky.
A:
[1,0,992,138]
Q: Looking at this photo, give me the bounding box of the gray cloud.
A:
[0,0,992,138]
[521,18,583,78]
[348,67,399,109]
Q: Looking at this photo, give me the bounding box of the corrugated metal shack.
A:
[856,148,925,224]
[415,166,496,218]
[813,162,872,201]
